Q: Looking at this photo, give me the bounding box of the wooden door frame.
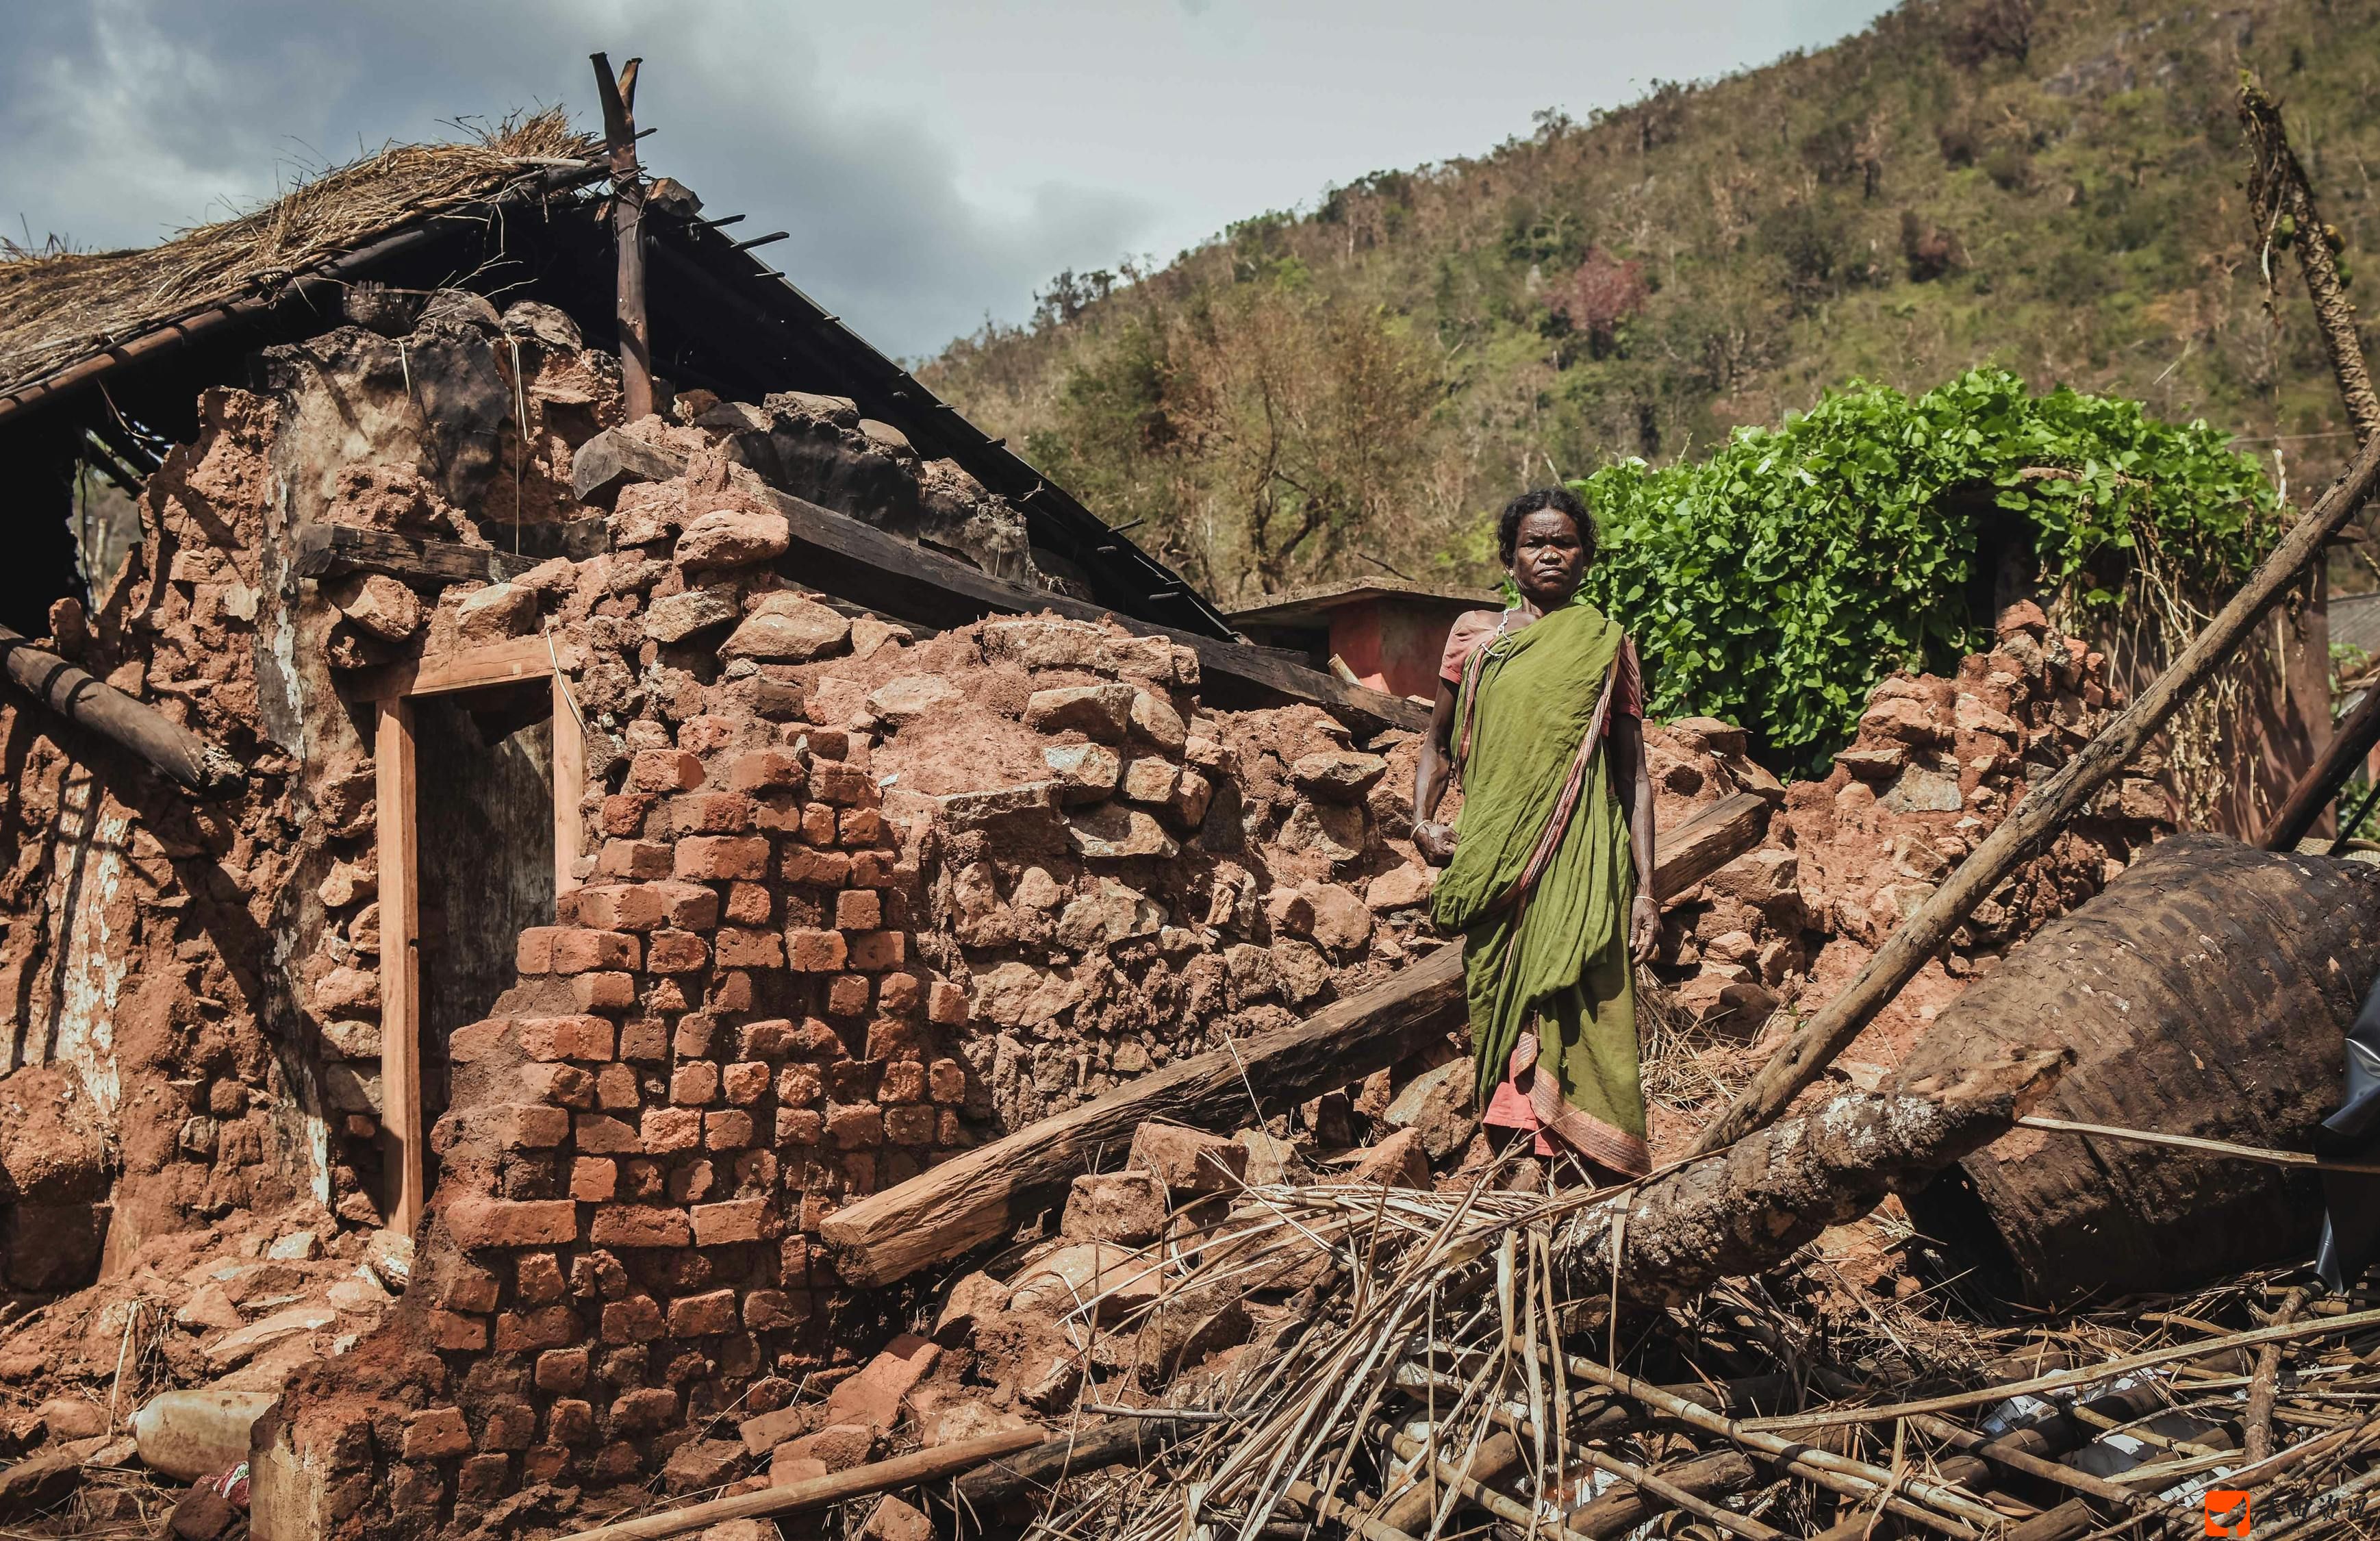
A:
[349,636,583,1234]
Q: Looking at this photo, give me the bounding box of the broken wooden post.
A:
[2241,75,2379,442]
[821,794,1771,1286]
[2240,75,2375,850]
[1690,426,2380,1156]
[0,625,243,797]
[591,53,653,423]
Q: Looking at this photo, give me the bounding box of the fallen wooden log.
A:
[554,1427,1044,1541]
[0,626,244,797]
[1554,1046,2071,1310]
[1691,423,2380,1155]
[822,793,1771,1286]
[950,1414,1200,1525]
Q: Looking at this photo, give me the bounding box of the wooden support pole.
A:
[592,53,652,423]
[0,626,244,797]
[374,697,425,1237]
[820,793,1770,1286]
[2261,679,2380,849]
[1691,427,2380,1156]
[554,1427,1044,1541]
[552,668,585,899]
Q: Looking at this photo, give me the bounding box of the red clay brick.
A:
[438,1265,498,1312]
[720,1061,770,1105]
[927,980,968,1025]
[427,1311,488,1351]
[798,803,839,844]
[674,836,770,881]
[746,1290,809,1330]
[811,763,874,805]
[844,929,904,972]
[850,851,898,888]
[824,974,870,1016]
[495,1305,580,1351]
[738,1018,793,1057]
[878,1061,926,1104]
[777,1108,824,1145]
[571,1157,618,1201]
[628,749,705,793]
[535,1349,590,1394]
[610,1386,681,1432]
[575,1113,640,1153]
[516,1251,566,1304]
[479,1399,537,1451]
[725,882,772,925]
[552,928,640,975]
[876,972,922,1016]
[826,1103,884,1150]
[572,972,637,1014]
[884,1105,935,1145]
[520,1065,594,1110]
[727,749,805,792]
[600,792,654,836]
[509,1104,574,1148]
[403,1407,472,1459]
[929,1059,967,1103]
[692,1198,768,1245]
[451,1017,511,1062]
[776,1066,823,1106]
[546,1397,595,1442]
[447,1198,578,1249]
[781,846,851,886]
[833,889,883,930]
[574,884,666,932]
[457,1453,509,1502]
[645,929,711,973]
[595,1064,641,1110]
[673,1014,719,1058]
[618,1018,670,1061]
[598,839,674,879]
[517,929,561,975]
[670,792,755,836]
[714,928,784,968]
[937,1110,964,1146]
[670,1062,720,1105]
[837,807,884,847]
[787,929,847,972]
[589,1205,694,1249]
[669,1288,739,1338]
[601,1294,665,1343]
[640,1107,702,1152]
[704,1110,755,1149]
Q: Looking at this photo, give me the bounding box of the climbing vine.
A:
[1572,368,2281,766]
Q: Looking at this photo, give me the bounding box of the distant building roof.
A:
[1226,578,1495,629]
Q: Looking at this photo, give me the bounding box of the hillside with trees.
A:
[919,0,2380,610]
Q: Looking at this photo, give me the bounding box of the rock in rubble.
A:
[1291,751,1389,800]
[642,585,739,642]
[1129,1123,1248,1196]
[1026,684,1137,741]
[1007,1242,1164,1320]
[722,593,850,661]
[677,506,792,568]
[1061,1169,1169,1246]
[1381,1060,1479,1162]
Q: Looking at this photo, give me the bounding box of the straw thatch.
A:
[0,109,600,400]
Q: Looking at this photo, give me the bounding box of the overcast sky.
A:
[0,0,1895,360]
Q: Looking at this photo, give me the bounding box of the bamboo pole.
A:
[1691,426,2380,1155]
[551,1427,1043,1541]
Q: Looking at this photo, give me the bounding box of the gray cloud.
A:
[0,1,1894,360]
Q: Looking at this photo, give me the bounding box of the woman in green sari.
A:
[1412,488,1659,1182]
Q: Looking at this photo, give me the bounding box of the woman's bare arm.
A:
[1608,712,1660,960]
[1413,677,1460,864]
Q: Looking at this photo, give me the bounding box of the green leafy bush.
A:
[1575,368,2279,764]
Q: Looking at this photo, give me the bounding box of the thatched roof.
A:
[0,110,599,401]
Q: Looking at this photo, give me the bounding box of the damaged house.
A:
[0,90,2375,1541]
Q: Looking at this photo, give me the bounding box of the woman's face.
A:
[1509,510,1588,608]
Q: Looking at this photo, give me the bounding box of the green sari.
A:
[1429,601,1649,1177]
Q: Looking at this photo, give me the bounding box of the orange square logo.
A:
[2205,1490,2251,1536]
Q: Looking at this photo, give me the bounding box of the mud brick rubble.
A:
[0,289,2173,1538]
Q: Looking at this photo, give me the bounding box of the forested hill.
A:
[917,0,2380,607]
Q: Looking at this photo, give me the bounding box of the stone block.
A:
[1061,1170,1168,1246]
[1128,1122,1248,1196]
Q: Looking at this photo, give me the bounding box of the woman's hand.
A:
[1414,819,1459,866]
[1628,892,1662,964]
